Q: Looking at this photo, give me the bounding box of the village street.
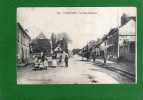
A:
[17,55,135,84]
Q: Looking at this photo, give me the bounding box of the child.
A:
[44,58,48,70]
[34,57,39,68]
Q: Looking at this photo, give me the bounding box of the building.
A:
[118,19,136,62]
[104,28,119,59]
[102,18,136,62]
[80,14,136,62]
[16,23,31,65]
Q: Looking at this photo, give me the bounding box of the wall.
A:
[16,23,31,65]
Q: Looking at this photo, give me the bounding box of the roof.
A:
[17,22,31,40]
[119,19,136,36]
[108,28,118,36]
[36,33,47,39]
[129,16,136,21]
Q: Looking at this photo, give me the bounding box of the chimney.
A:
[121,13,130,26]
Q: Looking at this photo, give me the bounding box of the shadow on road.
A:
[91,61,135,82]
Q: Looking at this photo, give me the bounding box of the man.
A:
[64,53,69,67]
[103,48,107,64]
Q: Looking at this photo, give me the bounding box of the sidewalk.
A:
[17,63,27,67]
[92,59,135,76]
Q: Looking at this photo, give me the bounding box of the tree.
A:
[56,32,71,53]
[56,32,71,43]
[31,33,51,55]
[51,33,57,52]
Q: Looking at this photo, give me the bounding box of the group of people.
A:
[33,51,69,70]
[33,52,48,70]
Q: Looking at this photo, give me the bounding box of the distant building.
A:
[16,23,31,65]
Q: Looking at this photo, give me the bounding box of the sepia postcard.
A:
[16,7,136,84]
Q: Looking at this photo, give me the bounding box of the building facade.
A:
[118,19,136,62]
[105,28,119,60]
[79,14,136,62]
[102,19,136,62]
[16,23,31,65]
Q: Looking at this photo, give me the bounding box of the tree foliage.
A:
[31,39,51,54]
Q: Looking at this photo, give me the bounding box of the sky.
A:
[17,7,136,50]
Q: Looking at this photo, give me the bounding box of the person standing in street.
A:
[64,53,69,67]
[103,48,107,64]
[39,52,45,69]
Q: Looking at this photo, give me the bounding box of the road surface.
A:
[17,55,135,84]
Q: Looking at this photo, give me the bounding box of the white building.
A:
[16,23,31,65]
[118,19,136,62]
